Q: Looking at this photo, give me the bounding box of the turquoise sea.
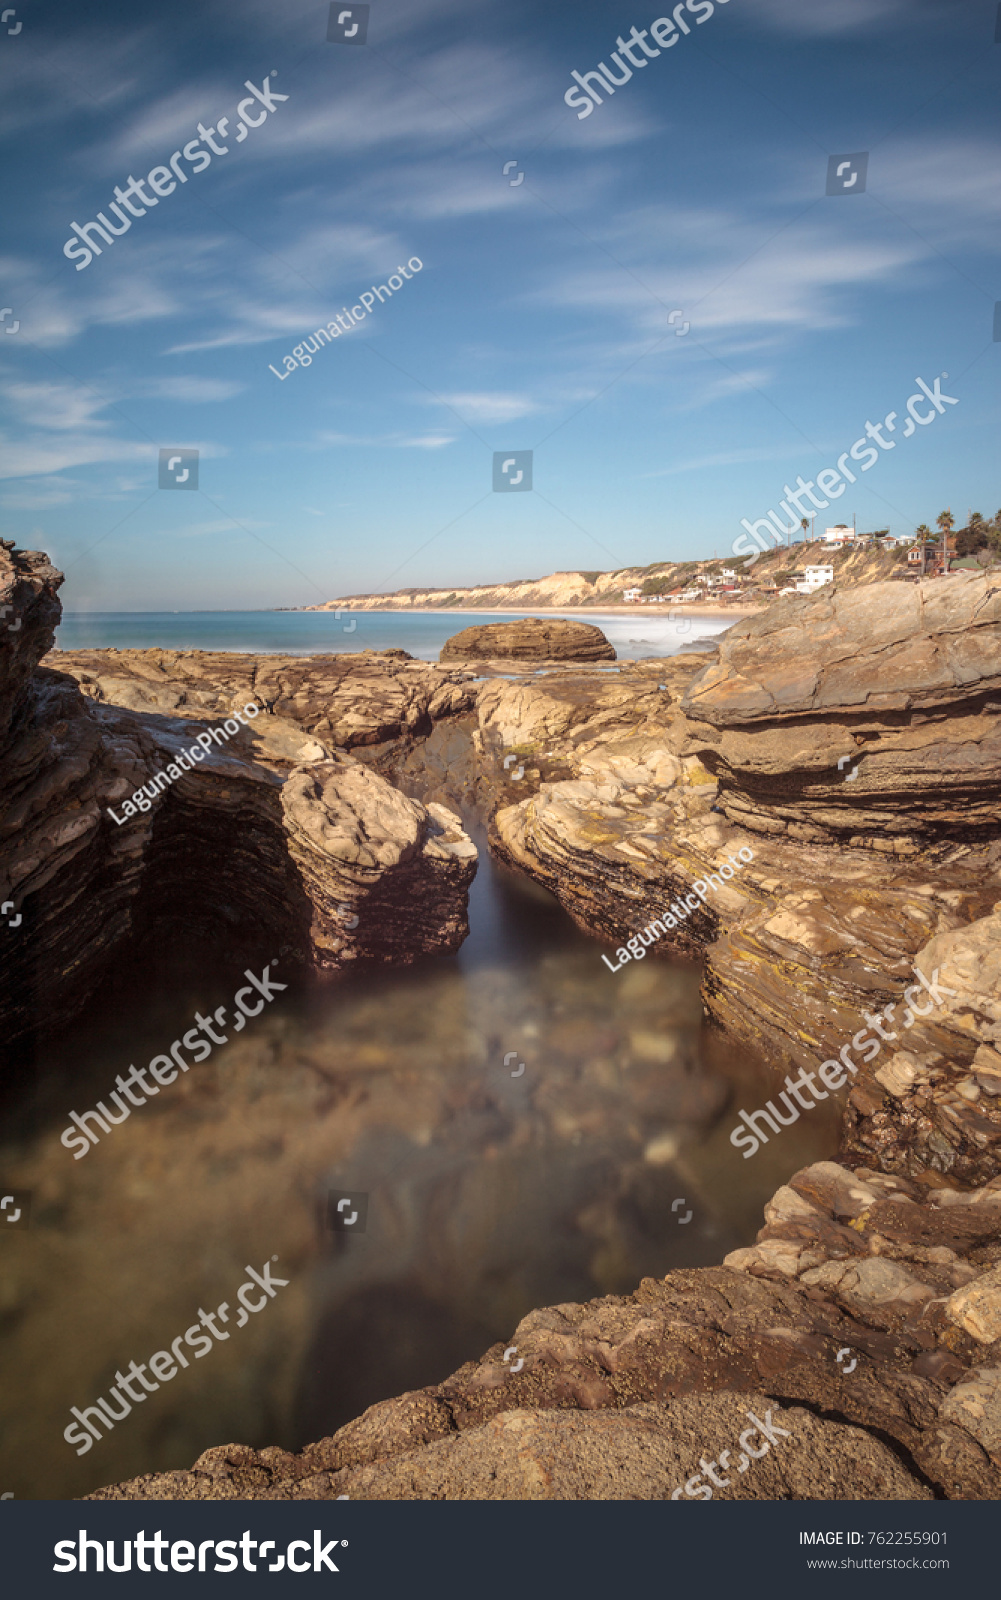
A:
[53,608,732,661]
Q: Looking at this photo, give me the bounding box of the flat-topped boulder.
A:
[439,617,615,663]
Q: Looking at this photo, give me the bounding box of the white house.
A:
[823,526,855,547]
[721,568,737,580]
[795,564,834,591]
[623,587,642,602]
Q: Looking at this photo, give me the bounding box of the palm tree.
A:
[936,509,955,573]
[915,524,931,577]
[800,517,810,546]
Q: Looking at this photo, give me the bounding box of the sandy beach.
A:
[311,604,761,622]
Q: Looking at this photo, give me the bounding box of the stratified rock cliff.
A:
[485,575,1001,1183]
[0,547,479,1047]
[679,575,1001,843]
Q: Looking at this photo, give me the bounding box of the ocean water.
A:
[53,608,734,661]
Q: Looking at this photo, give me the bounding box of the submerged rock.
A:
[90,1159,1001,1501]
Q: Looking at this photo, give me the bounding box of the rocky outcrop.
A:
[10,550,1001,1501]
[0,552,479,1048]
[840,908,1001,1185]
[0,537,62,744]
[53,645,478,750]
[283,760,476,967]
[439,617,615,663]
[680,573,1001,845]
[481,580,1001,1091]
[90,1158,1001,1500]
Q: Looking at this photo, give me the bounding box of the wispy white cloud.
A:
[172,517,270,539]
[744,0,922,35]
[432,391,540,424]
[313,430,456,449]
[639,443,807,478]
[132,376,245,402]
[0,431,150,481]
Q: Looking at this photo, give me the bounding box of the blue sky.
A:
[1,0,999,609]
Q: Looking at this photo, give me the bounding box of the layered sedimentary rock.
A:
[839,909,1001,1185]
[439,617,616,663]
[91,1158,1001,1501]
[54,645,478,749]
[680,573,1001,844]
[283,760,476,966]
[53,570,1001,1504]
[0,551,478,1048]
[483,582,1001,1125]
[0,537,62,743]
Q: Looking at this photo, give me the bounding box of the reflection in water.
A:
[0,846,839,1499]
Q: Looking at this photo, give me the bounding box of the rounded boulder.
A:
[439,617,615,663]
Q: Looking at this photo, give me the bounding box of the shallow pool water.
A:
[0,834,837,1500]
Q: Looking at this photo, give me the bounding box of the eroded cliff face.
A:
[0,548,480,1048]
[679,575,1001,845]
